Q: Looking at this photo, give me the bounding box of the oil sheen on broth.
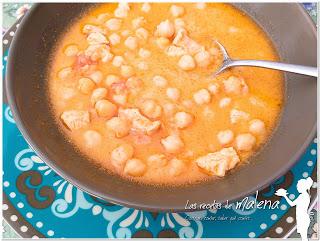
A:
[48,3,284,185]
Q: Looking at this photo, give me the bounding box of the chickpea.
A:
[139,48,151,58]
[60,87,76,100]
[124,36,138,50]
[147,154,167,168]
[58,67,73,80]
[230,109,250,124]
[193,89,211,105]
[166,87,180,101]
[114,7,128,18]
[112,56,125,67]
[126,77,143,90]
[137,61,148,70]
[106,117,130,138]
[174,112,194,129]
[135,27,149,40]
[217,130,234,145]
[194,50,211,67]
[174,18,185,30]
[112,94,128,106]
[249,119,266,135]
[152,75,167,88]
[167,158,185,176]
[82,24,104,35]
[178,55,196,71]
[161,135,184,154]
[78,77,95,94]
[95,99,117,119]
[121,30,132,37]
[170,5,185,17]
[141,2,151,12]
[156,20,175,38]
[156,37,170,49]
[223,76,248,95]
[163,103,177,116]
[104,74,121,87]
[111,144,134,169]
[120,65,135,78]
[101,51,114,63]
[89,70,103,84]
[196,2,206,9]
[105,18,122,31]
[91,88,108,105]
[83,130,102,148]
[235,133,256,151]
[140,99,162,119]
[202,106,215,118]
[96,13,109,24]
[64,44,79,57]
[229,26,239,33]
[219,97,231,108]
[208,83,219,95]
[132,17,145,29]
[109,33,121,46]
[182,99,194,108]
[124,158,146,177]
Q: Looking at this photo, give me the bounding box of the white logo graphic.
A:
[275,177,314,241]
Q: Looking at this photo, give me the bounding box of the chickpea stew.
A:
[48,3,284,185]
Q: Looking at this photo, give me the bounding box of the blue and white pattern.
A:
[2,103,317,238]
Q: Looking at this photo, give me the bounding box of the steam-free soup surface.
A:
[49,3,283,185]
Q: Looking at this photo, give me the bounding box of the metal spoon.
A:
[213,41,318,77]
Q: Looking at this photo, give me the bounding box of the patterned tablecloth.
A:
[2,2,318,239]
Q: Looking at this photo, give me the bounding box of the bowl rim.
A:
[5,3,317,212]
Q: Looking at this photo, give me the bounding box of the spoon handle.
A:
[229,60,318,77]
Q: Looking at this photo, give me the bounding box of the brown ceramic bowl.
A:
[6,3,316,212]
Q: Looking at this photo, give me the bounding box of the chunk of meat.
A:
[172,29,202,55]
[119,108,161,135]
[61,110,90,130]
[165,45,187,57]
[196,147,240,177]
[74,54,96,70]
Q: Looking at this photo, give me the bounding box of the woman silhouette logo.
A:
[275,177,314,241]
